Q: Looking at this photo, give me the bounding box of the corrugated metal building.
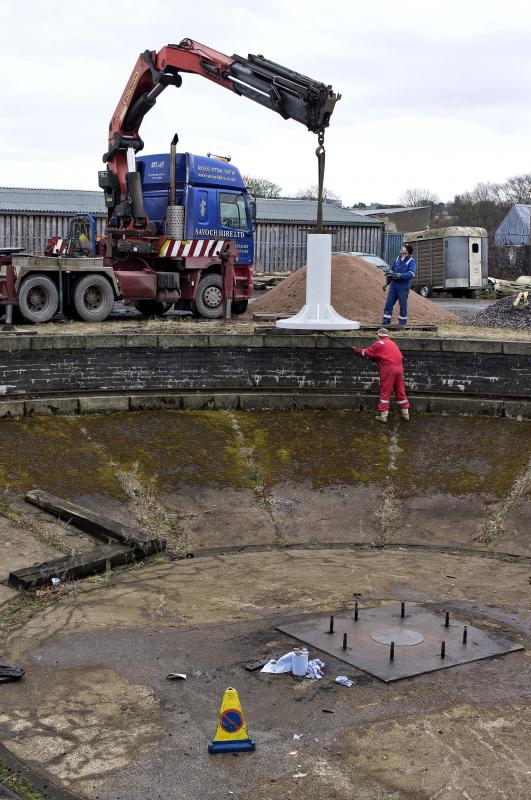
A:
[255,198,383,271]
[494,204,531,246]
[0,187,106,254]
[0,188,383,273]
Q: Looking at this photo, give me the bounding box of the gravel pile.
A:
[465,296,531,330]
[246,255,460,325]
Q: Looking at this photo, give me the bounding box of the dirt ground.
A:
[0,410,529,799]
[1,550,530,800]
[11,313,530,343]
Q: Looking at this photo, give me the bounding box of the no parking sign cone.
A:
[208,687,255,753]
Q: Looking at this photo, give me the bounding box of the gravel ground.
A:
[464,295,531,330]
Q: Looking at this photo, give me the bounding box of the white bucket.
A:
[292,648,309,676]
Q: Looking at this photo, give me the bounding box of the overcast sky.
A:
[3,0,531,205]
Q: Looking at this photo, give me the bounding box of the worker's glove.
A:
[352,347,363,356]
[390,272,400,280]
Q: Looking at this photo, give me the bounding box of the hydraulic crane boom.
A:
[99,37,340,231]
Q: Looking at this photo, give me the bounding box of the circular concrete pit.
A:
[0,408,529,800]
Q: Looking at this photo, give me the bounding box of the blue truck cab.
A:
[136,152,254,266]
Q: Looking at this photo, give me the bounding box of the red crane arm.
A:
[108,40,236,145]
[99,38,340,230]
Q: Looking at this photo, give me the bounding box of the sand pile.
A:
[248,255,460,325]
[465,296,531,330]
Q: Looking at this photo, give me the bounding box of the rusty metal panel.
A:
[278,603,523,682]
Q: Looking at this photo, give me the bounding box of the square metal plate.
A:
[278,603,523,682]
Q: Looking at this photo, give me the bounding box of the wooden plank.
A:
[253,312,291,320]
[25,490,166,553]
[8,543,138,590]
[255,324,438,334]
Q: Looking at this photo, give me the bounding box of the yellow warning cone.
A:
[208,687,255,753]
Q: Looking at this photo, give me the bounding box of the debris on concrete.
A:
[51,576,61,586]
[465,295,531,329]
[261,652,295,673]
[261,652,325,680]
[165,673,187,680]
[0,664,25,683]
[306,658,325,681]
[335,675,353,687]
[242,659,268,672]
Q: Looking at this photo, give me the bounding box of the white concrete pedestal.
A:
[276,234,360,330]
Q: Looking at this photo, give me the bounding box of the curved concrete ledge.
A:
[0,332,529,417]
[0,390,529,420]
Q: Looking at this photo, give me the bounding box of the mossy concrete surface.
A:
[0,411,529,563]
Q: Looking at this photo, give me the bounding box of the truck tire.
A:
[195,273,223,319]
[231,300,249,315]
[73,274,115,322]
[418,285,432,298]
[18,275,59,323]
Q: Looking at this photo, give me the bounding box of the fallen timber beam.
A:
[8,543,135,590]
[7,490,166,590]
[24,490,166,554]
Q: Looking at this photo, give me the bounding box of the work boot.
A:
[401,409,410,421]
[375,411,388,424]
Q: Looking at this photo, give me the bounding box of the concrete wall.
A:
[0,333,529,418]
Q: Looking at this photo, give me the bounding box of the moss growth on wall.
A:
[81,411,253,490]
[235,410,390,489]
[0,411,528,506]
[0,417,125,498]
[394,416,531,497]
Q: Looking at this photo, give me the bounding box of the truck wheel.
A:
[73,274,115,322]
[18,275,59,323]
[419,285,432,298]
[195,273,223,319]
[231,300,249,314]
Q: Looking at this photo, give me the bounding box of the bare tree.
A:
[296,184,342,205]
[449,182,510,236]
[245,176,282,198]
[498,173,531,205]
[398,188,440,207]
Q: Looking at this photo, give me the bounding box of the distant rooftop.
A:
[353,206,431,216]
[256,198,382,225]
[0,187,382,227]
[0,187,106,215]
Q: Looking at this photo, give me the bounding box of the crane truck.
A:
[0,38,339,324]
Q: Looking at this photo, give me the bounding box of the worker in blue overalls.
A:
[382,243,416,326]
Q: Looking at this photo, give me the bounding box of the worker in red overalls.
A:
[352,328,409,423]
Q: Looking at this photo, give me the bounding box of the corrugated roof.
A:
[256,198,382,225]
[0,187,381,227]
[0,187,106,215]
[354,206,431,216]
